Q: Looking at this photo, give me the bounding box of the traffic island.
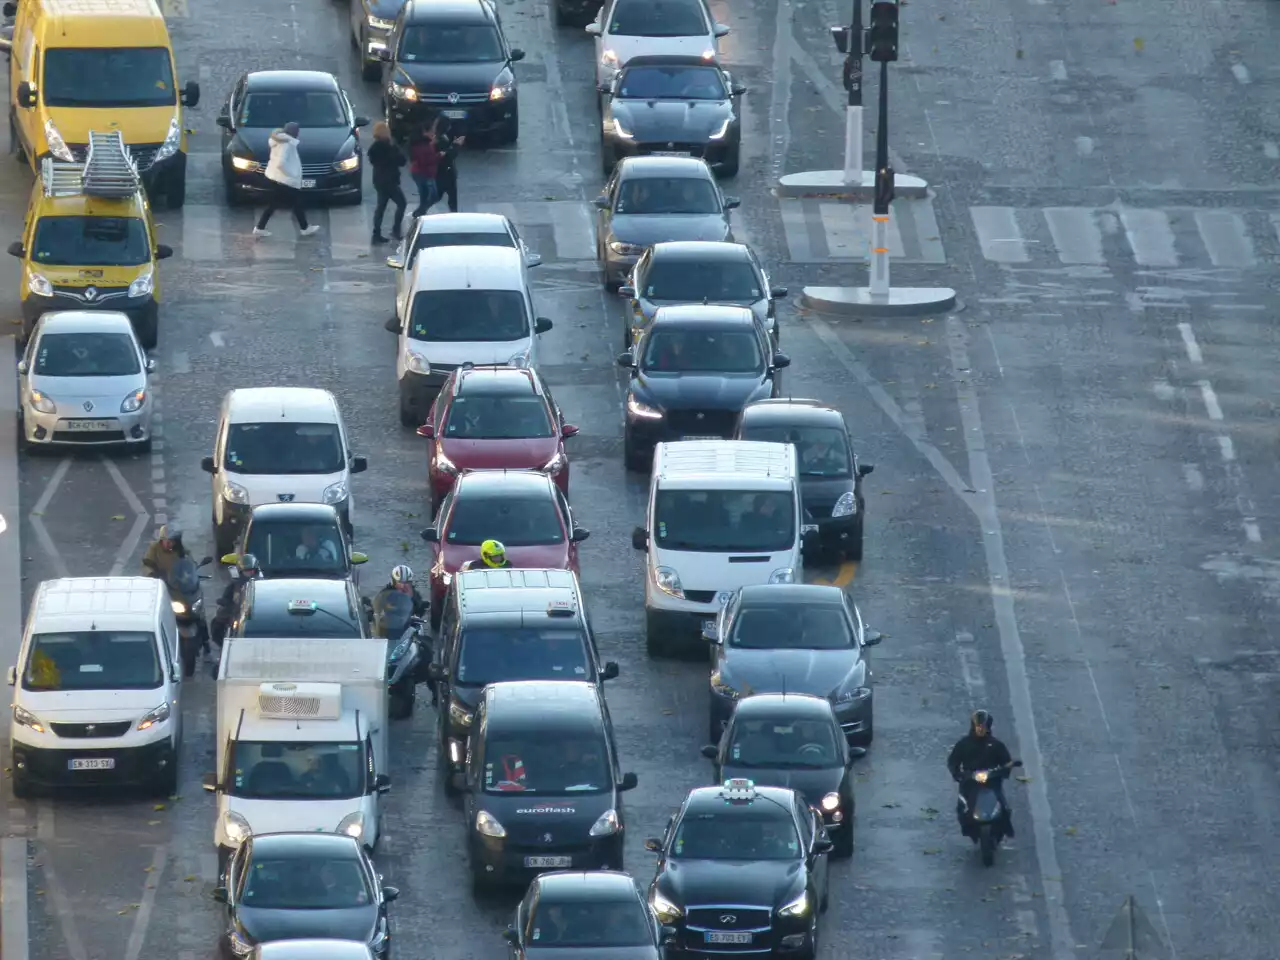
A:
[801,285,957,318]
[777,170,929,201]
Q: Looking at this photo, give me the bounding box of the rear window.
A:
[409,231,515,270]
[641,257,760,301]
[23,631,162,691]
[444,395,553,439]
[483,733,609,794]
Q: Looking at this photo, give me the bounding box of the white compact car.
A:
[201,387,368,556]
[17,310,154,451]
[386,211,541,308]
[588,0,729,88]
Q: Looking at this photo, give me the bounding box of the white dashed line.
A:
[209,330,225,347]
[1075,136,1094,156]
[1049,60,1068,81]
[1264,142,1279,160]
[1216,435,1235,462]
[150,392,169,534]
[953,630,987,700]
[1153,379,1175,401]
[1182,464,1204,491]
[1176,322,1203,364]
[1232,63,1251,84]
[1198,381,1223,420]
[1245,522,1262,543]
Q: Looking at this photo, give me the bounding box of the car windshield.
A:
[641,328,763,374]
[445,496,565,546]
[229,741,364,800]
[673,810,800,860]
[244,523,347,577]
[616,178,720,215]
[730,602,854,649]
[608,0,708,37]
[398,24,504,62]
[237,606,361,639]
[740,424,851,478]
[531,901,653,947]
[408,290,528,343]
[408,231,515,270]
[34,332,139,377]
[22,631,162,692]
[641,257,761,301]
[239,91,348,128]
[42,48,176,108]
[728,717,843,768]
[241,855,372,910]
[617,65,726,100]
[456,627,589,687]
[483,734,609,793]
[444,396,553,439]
[654,490,795,552]
[31,217,150,267]
[225,422,345,475]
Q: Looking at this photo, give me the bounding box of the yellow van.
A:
[5,0,200,209]
[7,131,173,349]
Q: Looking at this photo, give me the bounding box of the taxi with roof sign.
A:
[226,578,367,640]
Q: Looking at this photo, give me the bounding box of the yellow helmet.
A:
[480,539,507,568]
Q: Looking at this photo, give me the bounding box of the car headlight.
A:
[222,810,251,846]
[710,670,738,699]
[337,811,365,839]
[389,80,418,101]
[43,119,74,161]
[626,396,663,420]
[368,14,395,30]
[609,240,644,255]
[820,792,840,812]
[13,705,46,733]
[121,389,146,413]
[170,599,186,614]
[541,451,567,475]
[230,155,259,172]
[490,68,515,100]
[137,701,171,731]
[27,272,53,297]
[475,810,506,837]
[227,932,254,957]
[128,270,154,298]
[588,808,620,837]
[769,567,795,584]
[708,117,731,140]
[28,389,56,414]
[153,117,182,163]
[389,637,412,661]
[449,700,474,728]
[433,450,457,476]
[777,891,810,918]
[650,890,682,923]
[333,155,360,172]
[831,492,857,518]
[601,49,619,68]
[222,480,250,505]
[406,351,431,375]
[506,350,530,367]
[833,686,871,703]
[322,480,349,504]
[654,565,683,599]
[701,48,716,60]
[611,118,634,140]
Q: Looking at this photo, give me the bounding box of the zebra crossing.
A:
[779,198,946,264]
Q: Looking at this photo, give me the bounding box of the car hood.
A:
[719,763,843,807]
[237,905,377,945]
[233,127,355,162]
[633,373,769,411]
[663,858,803,906]
[441,542,570,573]
[31,374,146,410]
[602,35,714,69]
[723,648,862,698]
[481,791,613,846]
[231,471,349,509]
[31,265,144,288]
[15,689,163,720]
[613,98,730,140]
[396,60,505,94]
[438,438,559,470]
[46,106,176,146]
[522,948,658,960]
[609,213,729,246]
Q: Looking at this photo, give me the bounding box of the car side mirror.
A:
[813,837,834,855]
[386,253,405,270]
[700,744,718,759]
[858,463,875,477]
[16,81,36,109]
[220,553,240,566]
[2,2,15,17]
[770,285,789,298]
[383,886,400,902]
[212,887,229,903]
[620,771,639,791]
[375,48,392,61]
[723,197,741,209]
[618,284,635,298]
[631,527,648,551]
[772,353,791,369]
[864,630,883,646]
[561,423,579,438]
[601,661,620,680]
[6,667,15,687]
[592,195,609,209]
[145,358,157,373]
[571,527,590,543]
[180,80,200,107]
[503,926,518,944]
[421,527,439,543]
[215,114,231,129]
[155,244,174,260]
[644,838,662,852]
[847,746,868,764]
[350,455,368,474]
[6,241,24,258]
[585,22,601,34]
[427,662,446,682]
[202,772,219,792]
[354,115,371,128]
[384,316,401,334]
[350,552,369,565]
[525,252,542,267]
[509,48,526,61]
[374,773,392,792]
[534,316,553,334]
[416,423,435,439]
[597,83,611,95]
[714,22,730,36]
[731,83,746,95]
[200,456,216,474]
[661,925,678,945]
[15,360,27,375]
[616,352,634,368]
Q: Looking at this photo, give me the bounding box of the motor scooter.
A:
[371,590,429,720]
[168,556,214,677]
[958,759,1022,866]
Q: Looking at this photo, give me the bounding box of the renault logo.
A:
[82,401,94,413]
[448,92,460,103]
[84,286,98,301]
[720,914,736,924]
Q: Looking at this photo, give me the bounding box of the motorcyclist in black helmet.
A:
[210,554,262,648]
[947,709,1015,839]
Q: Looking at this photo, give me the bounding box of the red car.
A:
[420,469,590,624]
[417,364,579,512]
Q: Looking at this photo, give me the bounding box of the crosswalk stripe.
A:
[547,203,596,261]
[1194,210,1255,268]
[778,201,814,262]
[1043,207,1103,264]
[251,222,297,260]
[969,206,1029,263]
[177,204,223,262]
[817,202,862,259]
[474,201,521,222]
[328,204,373,260]
[1118,208,1178,267]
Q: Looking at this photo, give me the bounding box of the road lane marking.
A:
[1,838,30,960]
[1176,322,1202,364]
[767,0,794,181]
[954,630,986,700]
[1183,464,1204,491]
[1231,63,1250,84]
[28,458,72,578]
[1075,136,1094,156]
[1153,379,1175,401]
[1197,381,1223,420]
[970,207,1030,263]
[1049,60,1067,81]
[177,203,221,261]
[0,337,21,750]
[102,457,151,576]
[37,855,88,960]
[123,846,168,960]
[1194,211,1256,268]
[1044,207,1104,264]
[1118,209,1178,267]
[1216,435,1235,462]
[209,331,225,347]
[1265,142,1279,160]
[1245,522,1262,543]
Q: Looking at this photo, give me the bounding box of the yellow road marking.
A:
[159,0,188,18]
[811,561,858,588]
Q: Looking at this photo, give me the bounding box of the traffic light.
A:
[868,0,898,62]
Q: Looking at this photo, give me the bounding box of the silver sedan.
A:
[18,310,155,451]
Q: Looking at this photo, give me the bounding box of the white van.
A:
[201,388,368,556]
[8,577,184,797]
[632,440,808,657]
[389,245,554,426]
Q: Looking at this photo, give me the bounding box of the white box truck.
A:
[203,637,390,874]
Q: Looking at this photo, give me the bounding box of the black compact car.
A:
[707,584,883,746]
[735,399,874,562]
[463,681,638,890]
[645,779,831,959]
[601,55,745,175]
[217,70,369,206]
[213,832,398,958]
[379,0,524,144]
[229,578,367,639]
[504,871,669,958]
[702,693,863,858]
[220,503,370,586]
[618,304,789,471]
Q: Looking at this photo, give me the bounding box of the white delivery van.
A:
[201,387,369,555]
[204,637,390,874]
[632,440,807,657]
[8,577,184,797]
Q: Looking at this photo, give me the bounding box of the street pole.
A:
[869,59,892,297]
[841,0,863,186]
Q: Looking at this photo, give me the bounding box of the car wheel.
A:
[361,59,381,81]
[133,437,153,456]
[135,312,158,351]
[164,169,187,209]
[11,770,32,800]
[10,111,27,164]
[720,148,740,178]
[856,713,873,746]
[497,114,519,145]
[832,823,855,859]
[601,145,613,176]
[342,184,364,206]
[847,516,864,563]
[399,399,418,428]
[644,611,666,657]
[154,755,179,797]
[553,0,566,25]
[223,176,245,207]
[623,430,647,473]
[213,518,236,558]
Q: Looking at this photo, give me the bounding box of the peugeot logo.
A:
[696,412,705,420]
[82,400,94,413]
[447,92,460,103]
[719,914,736,924]
[277,494,295,502]
[83,286,98,301]
[85,724,96,733]
[542,833,553,843]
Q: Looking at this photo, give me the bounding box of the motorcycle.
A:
[168,556,214,678]
[958,759,1022,867]
[371,590,429,720]
[210,558,262,648]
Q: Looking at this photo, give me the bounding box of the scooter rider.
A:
[459,539,510,572]
[142,524,187,581]
[372,564,429,617]
[947,709,1015,838]
[210,554,262,647]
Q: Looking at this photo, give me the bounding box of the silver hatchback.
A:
[18,310,154,451]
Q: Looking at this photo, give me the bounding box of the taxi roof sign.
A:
[720,778,756,802]
[288,600,319,614]
[546,599,576,617]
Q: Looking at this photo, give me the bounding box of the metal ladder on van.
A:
[40,131,142,199]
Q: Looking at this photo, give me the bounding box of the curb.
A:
[801,285,958,318]
[776,170,930,201]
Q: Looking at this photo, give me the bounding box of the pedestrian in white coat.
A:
[253,121,320,237]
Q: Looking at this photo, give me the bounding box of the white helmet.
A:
[390,564,414,584]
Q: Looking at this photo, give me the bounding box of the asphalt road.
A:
[2,0,1280,956]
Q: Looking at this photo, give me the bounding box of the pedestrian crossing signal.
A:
[868,0,899,62]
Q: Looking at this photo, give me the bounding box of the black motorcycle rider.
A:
[210,554,262,647]
[142,523,187,581]
[371,564,429,618]
[946,709,1015,839]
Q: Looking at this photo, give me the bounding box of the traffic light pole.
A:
[869,59,891,297]
[841,0,864,187]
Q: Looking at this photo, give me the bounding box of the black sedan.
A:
[601,55,745,175]
[213,833,398,959]
[702,692,864,858]
[735,399,874,561]
[218,71,370,206]
[707,584,883,746]
[504,870,669,959]
[618,304,788,471]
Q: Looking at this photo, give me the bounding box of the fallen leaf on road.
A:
[111,515,125,521]
[1134,37,1144,51]
[882,801,900,808]
[184,875,196,883]
[1159,683,1171,690]
[922,848,941,855]
[1064,825,1078,836]
[148,819,162,826]
[1015,774,1031,783]
[1015,49,1024,59]
[153,803,166,811]
[144,866,154,873]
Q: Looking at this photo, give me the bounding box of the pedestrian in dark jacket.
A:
[408,122,442,218]
[431,117,464,213]
[367,120,407,245]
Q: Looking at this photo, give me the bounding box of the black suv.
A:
[378,0,524,144]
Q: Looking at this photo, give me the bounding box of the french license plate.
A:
[63,420,114,432]
[442,109,468,119]
[682,434,718,440]
[706,932,752,944]
[301,179,316,188]
[652,151,691,157]
[524,855,572,868]
[69,758,115,770]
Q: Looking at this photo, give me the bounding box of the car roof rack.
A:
[41,131,141,199]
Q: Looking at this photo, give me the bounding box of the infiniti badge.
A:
[448,92,460,103]
[720,914,736,924]
[83,400,94,413]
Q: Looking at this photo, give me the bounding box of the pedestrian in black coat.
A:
[431,117,464,213]
[368,120,407,244]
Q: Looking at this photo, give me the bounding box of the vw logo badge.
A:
[448,92,460,103]
[277,494,295,502]
[668,142,675,149]
[542,833,553,843]
[719,914,736,924]
[83,287,98,301]
[82,400,94,413]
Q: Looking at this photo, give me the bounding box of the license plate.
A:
[301,179,316,188]
[69,758,115,770]
[63,420,115,432]
[706,932,752,944]
[682,435,719,440]
[442,109,468,119]
[652,151,691,157]
[523,856,572,868]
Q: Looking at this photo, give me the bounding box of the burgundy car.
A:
[420,470,590,625]
[417,364,578,512]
